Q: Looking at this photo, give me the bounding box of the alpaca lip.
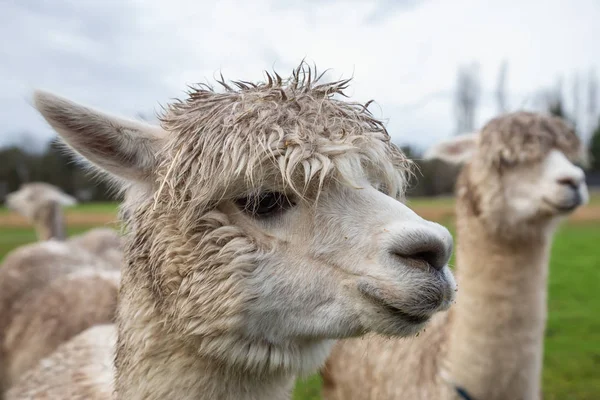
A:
[357,284,431,325]
[366,293,430,325]
[542,197,580,213]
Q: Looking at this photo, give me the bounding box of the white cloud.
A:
[1,0,599,151]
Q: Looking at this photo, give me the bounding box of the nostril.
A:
[391,239,450,272]
[385,222,453,272]
[557,177,579,189]
[411,251,440,270]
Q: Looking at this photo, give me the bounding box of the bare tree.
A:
[587,69,598,141]
[454,62,481,135]
[572,72,581,129]
[495,60,508,114]
[540,77,566,119]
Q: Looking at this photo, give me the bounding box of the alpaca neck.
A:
[443,208,553,400]
[32,201,66,241]
[115,295,296,400]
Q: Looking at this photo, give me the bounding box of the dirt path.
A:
[0,212,121,228]
[413,203,600,223]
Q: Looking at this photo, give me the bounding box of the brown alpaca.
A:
[321,112,588,400]
[2,269,120,389]
[5,183,123,265]
[8,64,458,400]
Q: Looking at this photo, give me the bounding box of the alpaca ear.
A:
[33,90,167,183]
[52,192,78,207]
[423,133,480,165]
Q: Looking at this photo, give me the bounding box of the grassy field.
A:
[0,195,598,399]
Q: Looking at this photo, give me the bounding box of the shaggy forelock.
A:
[153,63,411,215]
[477,111,583,168]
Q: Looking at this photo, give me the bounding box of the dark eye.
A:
[234,192,296,217]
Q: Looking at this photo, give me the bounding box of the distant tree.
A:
[590,120,600,171]
[495,60,508,114]
[400,145,421,159]
[572,72,581,128]
[38,141,78,195]
[0,140,120,202]
[587,69,598,142]
[548,96,567,119]
[0,147,32,192]
[541,78,564,118]
[454,63,481,134]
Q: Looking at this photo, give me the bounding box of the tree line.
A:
[1,63,600,202]
[0,141,115,202]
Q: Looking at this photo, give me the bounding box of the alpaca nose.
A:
[387,222,453,271]
[556,164,585,188]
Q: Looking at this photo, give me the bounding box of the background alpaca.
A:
[6,325,116,400]
[321,112,588,400]
[5,183,122,265]
[12,65,457,400]
[5,182,76,241]
[0,240,116,395]
[2,269,120,390]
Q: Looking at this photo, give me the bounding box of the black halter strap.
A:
[455,386,476,400]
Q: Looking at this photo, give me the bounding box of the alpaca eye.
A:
[235,192,295,217]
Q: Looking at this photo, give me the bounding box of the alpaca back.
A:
[68,228,123,268]
[0,241,108,331]
[0,240,115,395]
[3,269,120,389]
[6,325,116,400]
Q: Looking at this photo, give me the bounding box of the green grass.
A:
[293,375,323,400]
[406,195,456,208]
[543,223,600,400]
[0,202,120,214]
[0,226,93,256]
[0,205,598,399]
[67,202,120,213]
[588,189,600,206]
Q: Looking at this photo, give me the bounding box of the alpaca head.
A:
[425,111,588,238]
[33,65,456,376]
[5,182,77,221]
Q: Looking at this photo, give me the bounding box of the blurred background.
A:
[0,0,599,399]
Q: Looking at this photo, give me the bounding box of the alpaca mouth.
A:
[542,197,580,213]
[358,286,431,325]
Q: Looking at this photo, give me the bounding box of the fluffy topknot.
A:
[153,62,411,215]
[478,111,583,169]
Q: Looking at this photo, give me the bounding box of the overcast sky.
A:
[2,0,599,152]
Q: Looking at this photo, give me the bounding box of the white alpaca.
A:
[3,269,120,389]
[5,183,122,265]
[5,182,76,241]
[8,65,456,400]
[8,325,116,399]
[0,240,116,395]
[321,112,588,400]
